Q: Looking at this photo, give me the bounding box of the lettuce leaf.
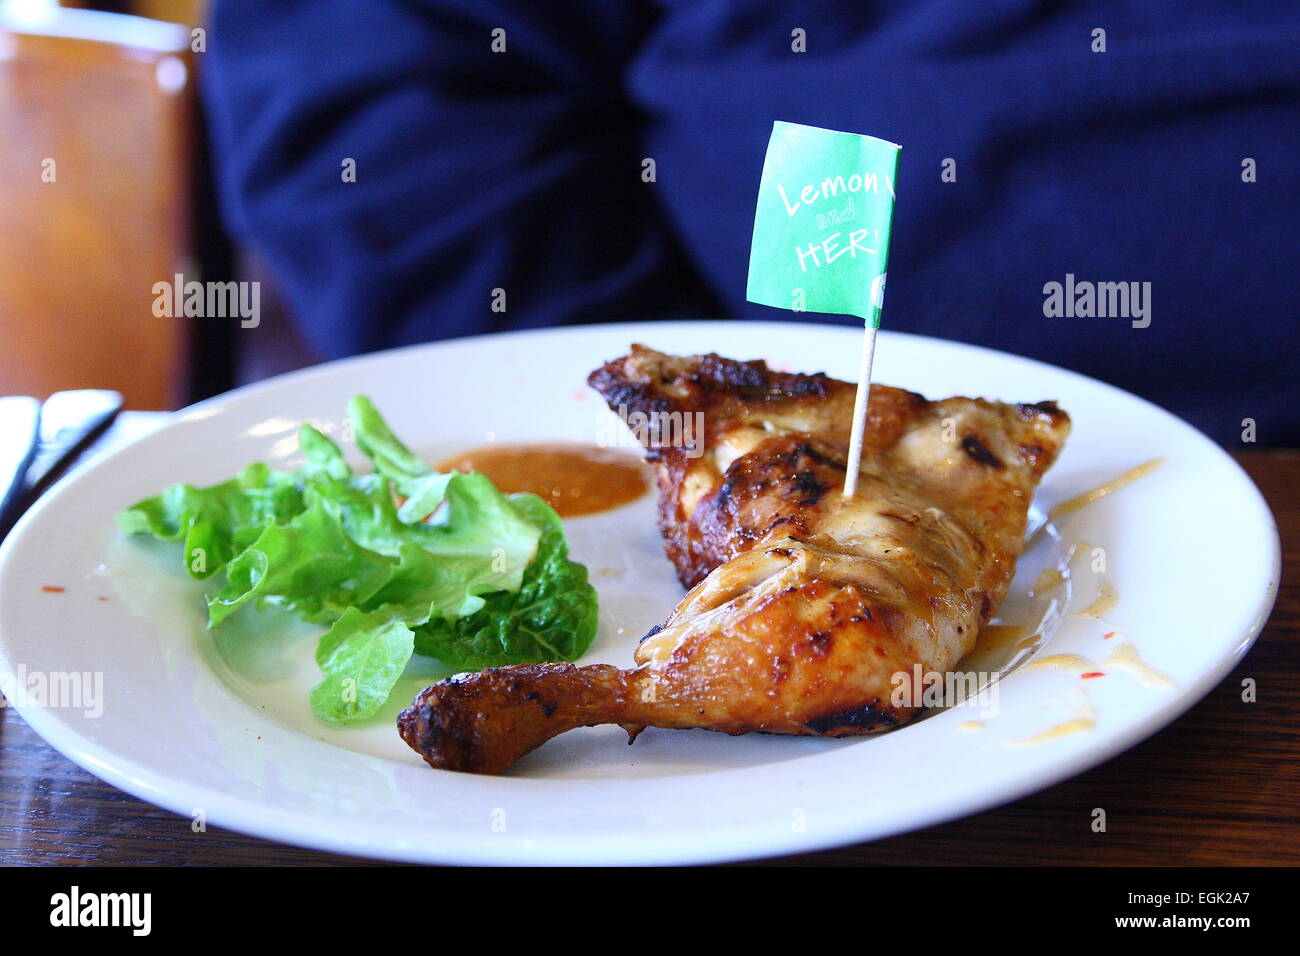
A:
[412,495,598,670]
[310,607,415,724]
[116,398,599,724]
[206,494,397,627]
[115,463,302,578]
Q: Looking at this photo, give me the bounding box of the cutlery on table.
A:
[0,390,123,542]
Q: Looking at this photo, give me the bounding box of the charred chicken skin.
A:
[399,346,1070,773]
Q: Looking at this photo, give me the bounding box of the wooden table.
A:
[2,447,1296,866]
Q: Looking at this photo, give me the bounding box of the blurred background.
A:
[1,0,1296,443]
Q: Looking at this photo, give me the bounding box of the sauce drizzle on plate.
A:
[1049,457,1163,520]
[437,443,650,518]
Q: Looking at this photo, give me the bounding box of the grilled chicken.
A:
[399,346,1070,773]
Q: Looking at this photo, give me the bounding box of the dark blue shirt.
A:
[202,1,1300,445]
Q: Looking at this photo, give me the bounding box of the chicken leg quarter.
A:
[399,346,1071,773]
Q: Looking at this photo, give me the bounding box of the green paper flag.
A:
[746,121,901,327]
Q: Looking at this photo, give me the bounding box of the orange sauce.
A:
[1103,642,1175,688]
[1010,717,1096,746]
[1030,567,1066,597]
[437,443,650,518]
[1021,653,1096,675]
[974,624,1030,654]
[1049,458,1163,520]
[1074,579,1118,619]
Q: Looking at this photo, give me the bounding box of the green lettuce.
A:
[412,494,598,670]
[117,396,598,724]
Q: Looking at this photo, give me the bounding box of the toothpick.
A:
[842,321,878,498]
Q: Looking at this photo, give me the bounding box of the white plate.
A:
[0,321,1279,865]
